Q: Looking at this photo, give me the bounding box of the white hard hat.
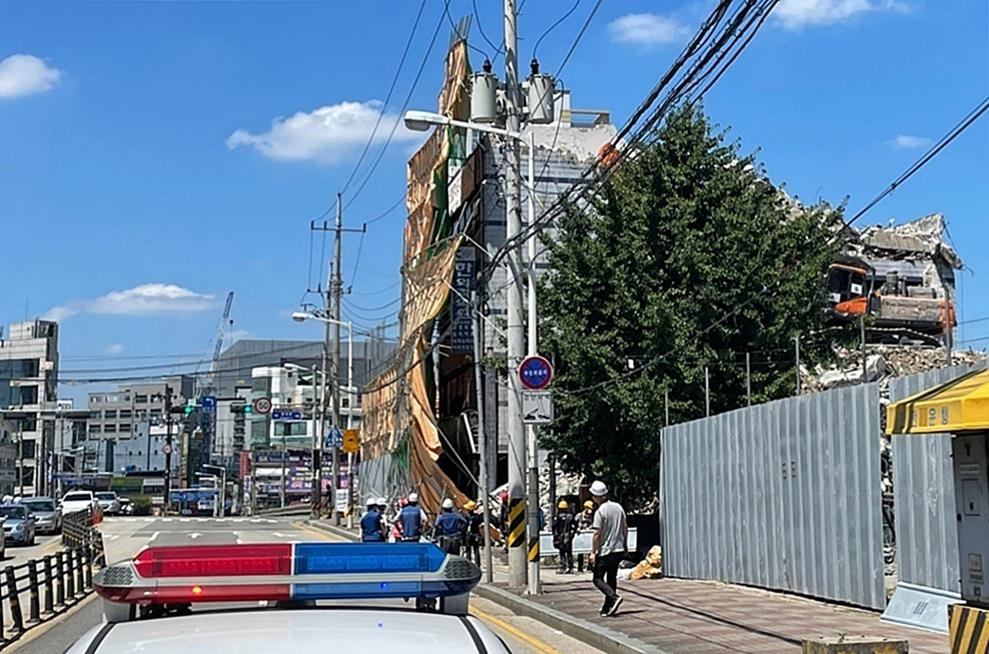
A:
[377,497,387,506]
[366,497,377,506]
[442,498,454,510]
[408,493,419,503]
[590,480,608,496]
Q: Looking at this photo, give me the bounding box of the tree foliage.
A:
[540,104,847,504]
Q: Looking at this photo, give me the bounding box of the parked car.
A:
[20,497,61,534]
[95,491,122,516]
[1,504,36,546]
[60,490,98,517]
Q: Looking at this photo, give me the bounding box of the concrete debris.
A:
[856,213,962,270]
[801,346,987,395]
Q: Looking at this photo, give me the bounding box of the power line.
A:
[843,96,989,230]
[343,1,448,211]
[340,0,428,195]
[532,0,582,58]
[471,0,502,56]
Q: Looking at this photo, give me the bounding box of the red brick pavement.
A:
[518,572,950,654]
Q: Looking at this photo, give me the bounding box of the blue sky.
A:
[0,1,986,401]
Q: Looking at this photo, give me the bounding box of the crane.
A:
[200,292,234,395]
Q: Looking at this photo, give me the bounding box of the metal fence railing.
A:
[0,510,104,649]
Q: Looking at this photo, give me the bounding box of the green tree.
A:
[540,104,847,504]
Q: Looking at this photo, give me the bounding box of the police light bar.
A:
[93,542,481,619]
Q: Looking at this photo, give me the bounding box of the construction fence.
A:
[660,364,982,614]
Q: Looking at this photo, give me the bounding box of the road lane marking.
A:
[189,533,202,539]
[471,605,561,654]
[149,531,160,543]
[233,531,241,544]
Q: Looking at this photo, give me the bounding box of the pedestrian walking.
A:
[576,500,594,572]
[552,500,577,573]
[588,481,627,617]
[462,500,483,566]
[359,498,386,542]
[434,498,468,555]
[397,493,429,542]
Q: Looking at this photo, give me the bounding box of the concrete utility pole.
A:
[795,334,801,395]
[503,0,527,589]
[162,386,174,516]
[525,133,541,595]
[331,193,343,525]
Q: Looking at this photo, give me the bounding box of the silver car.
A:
[21,497,61,534]
[95,491,121,516]
[1,504,36,546]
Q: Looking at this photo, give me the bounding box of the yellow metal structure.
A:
[885,368,989,435]
[949,603,989,653]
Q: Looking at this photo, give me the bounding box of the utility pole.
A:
[310,196,364,525]
[525,134,541,595]
[503,0,527,589]
[795,334,802,395]
[162,386,174,516]
[745,352,752,406]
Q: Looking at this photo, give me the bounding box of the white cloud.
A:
[42,284,217,322]
[0,54,61,100]
[226,100,421,164]
[608,13,690,47]
[775,0,908,29]
[103,343,125,355]
[888,134,932,149]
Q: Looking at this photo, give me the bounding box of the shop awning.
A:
[886,368,989,434]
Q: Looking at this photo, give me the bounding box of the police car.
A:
[65,542,511,653]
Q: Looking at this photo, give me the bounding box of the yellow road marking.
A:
[293,522,347,541]
[471,605,561,654]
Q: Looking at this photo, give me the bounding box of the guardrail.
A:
[0,511,104,649]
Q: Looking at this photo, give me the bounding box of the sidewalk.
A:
[302,521,948,654]
[489,563,949,654]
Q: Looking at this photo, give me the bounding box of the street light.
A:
[292,311,355,524]
[403,108,539,590]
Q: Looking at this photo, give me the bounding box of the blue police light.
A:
[293,542,448,575]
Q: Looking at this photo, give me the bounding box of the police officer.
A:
[397,493,428,542]
[462,500,483,565]
[360,498,385,542]
[434,498,468,555]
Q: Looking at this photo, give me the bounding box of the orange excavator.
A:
[826,255,956,346]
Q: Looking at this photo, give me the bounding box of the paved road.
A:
[7,516,603,654]
[2,532,64,567]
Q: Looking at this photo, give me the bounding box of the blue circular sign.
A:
[519,355,553,390]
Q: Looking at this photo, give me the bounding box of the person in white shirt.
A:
[588,480,628,617]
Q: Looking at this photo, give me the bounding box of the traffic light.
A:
[184,405,194,415]
[231,403,253,415]
[244,404,253,414]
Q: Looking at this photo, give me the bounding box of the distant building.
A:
[0,320,60,496]
[86,376,195,441]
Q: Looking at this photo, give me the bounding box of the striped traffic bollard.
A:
[42,555,54,615]
[5,566,23,634]
[54,551,65,607]
[26,561,40,623]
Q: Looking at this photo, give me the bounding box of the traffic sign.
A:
[522,390,554,424]
[252,397,272,415]
[519,355,553,390]
[342,429,360,453]
[324,427,343,449]
[162,444,173,455]
[272,409,303,421]
[201,395,216,412]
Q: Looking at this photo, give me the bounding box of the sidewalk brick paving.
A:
[507,571,950,654]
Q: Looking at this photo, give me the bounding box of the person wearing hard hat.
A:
[433,498,468,555]
[588,481,627,617]
[461,500,483,566]
[375,497,390,537]
[552,500,577,574]
[576,500,595,572]
[397,493,428,542]
[359,497,386,542]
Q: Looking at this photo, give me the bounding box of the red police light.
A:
[133,544,293,578]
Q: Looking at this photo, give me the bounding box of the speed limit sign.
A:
[253,397,272,414]
[162,443,173,455]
